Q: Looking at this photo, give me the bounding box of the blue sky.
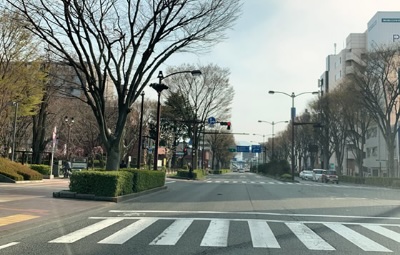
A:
[145,0,400,145]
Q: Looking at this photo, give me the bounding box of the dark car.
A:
[322,170,339,184]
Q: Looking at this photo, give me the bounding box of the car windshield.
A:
[327,170,337,175]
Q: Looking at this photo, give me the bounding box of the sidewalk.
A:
[0,178,112,235]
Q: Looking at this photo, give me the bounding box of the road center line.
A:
[0,242,19,250]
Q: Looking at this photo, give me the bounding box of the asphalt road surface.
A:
[1,172,400,255]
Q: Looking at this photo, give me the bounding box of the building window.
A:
[372,147,378,157]
[367,127,377,139]
[367,148,371,158]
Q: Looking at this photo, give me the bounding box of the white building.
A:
[319,11,400,177]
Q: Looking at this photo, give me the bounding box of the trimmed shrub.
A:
[0,157,42,181]
[29,164,51,175]
[69,171,133,197]
[339,175,365,184]
[281,173,292,180]
[365,177,400,187]
[127,170,165,192]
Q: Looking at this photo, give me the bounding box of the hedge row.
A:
[69,170,165,197]
[340,175,400,188]
[29,164,51,175]
[176,170,206,179]
[210,169,230,174]
[0,157,42,181]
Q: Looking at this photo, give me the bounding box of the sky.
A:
[144,0,400,145]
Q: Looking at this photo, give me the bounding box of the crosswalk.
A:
[203,180,348,187]
[48,216,400,252]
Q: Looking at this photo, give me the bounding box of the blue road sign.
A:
[236,146,250,153]
[251,145,262,153]
[207,117,216,124]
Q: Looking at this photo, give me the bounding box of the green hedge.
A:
[338,175,365,184]
[0,157,42,181]
[339,176,400,188]
[29,164,51,175]
[211,169,230,174]
[125,170,165,192]
[69,169,166,197]
[69,171,133,197]
[176,169,206,179]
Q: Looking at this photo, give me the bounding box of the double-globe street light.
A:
[64,116,74,161]
[150,70,202,170]
[137,91,145,169]
[268,90,318,181]
[258,120,288,160]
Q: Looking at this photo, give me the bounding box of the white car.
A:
[238,168,244,173]
[312,169,327,182]
[300,170,313,180]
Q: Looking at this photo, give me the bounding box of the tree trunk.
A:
[387,139,396,177]
[105,140,120,170]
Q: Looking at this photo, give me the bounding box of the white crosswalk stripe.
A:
[48,217,400,252]
[202,180,355,188]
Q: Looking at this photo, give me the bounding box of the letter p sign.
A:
[393,34,400,42]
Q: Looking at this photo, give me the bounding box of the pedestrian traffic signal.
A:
[227,122,231,130]
[183,147,188,156]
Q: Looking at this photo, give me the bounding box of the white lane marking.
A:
[200,219,229,247]
[287,182,293,185]
[206,181,212,183]
[248,220,280,248]
[215,181,221,183]
[150,219,193,245]
[250,181,255,184]
[0,242,19,250]
[98,218,157,244]
[224,181,230,183]
[363,225,400,243]
[259,181,265,184]
[241,181,247,183]
[49,218,123,243]
[286,222,335,251]
[108,210,400,221]
[233,181,238,183]
[324,223,392,252]
[268,182,275,184]
[165,181,176,184]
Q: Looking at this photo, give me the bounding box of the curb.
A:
[53,185,168,203]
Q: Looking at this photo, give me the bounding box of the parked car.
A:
[322,170,339,184]
[312,169,326,182]
[300,170,313,180]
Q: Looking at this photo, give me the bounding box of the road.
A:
[1,172,400,254]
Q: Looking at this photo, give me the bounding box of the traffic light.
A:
[183,147,188,156]
[220,121,231,130]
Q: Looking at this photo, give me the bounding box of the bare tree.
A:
[7,0,242,169]
[349,45,400,177]
[165,63,235,169]
[338,79,371,175]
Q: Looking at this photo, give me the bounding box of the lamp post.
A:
[11,102,18,161]
[150,69,202,171]
[137,91,145,169]
[258,120,288,160]
[268,90,318,181]
[64,116,74,161]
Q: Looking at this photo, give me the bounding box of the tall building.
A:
[319,12,400,177]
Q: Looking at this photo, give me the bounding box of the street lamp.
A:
[137,91,145,169]
[150,69,202,170]
[258,120,288,160]
[11,102,18,161]
[64,116,74,161]
[268,90,318,181]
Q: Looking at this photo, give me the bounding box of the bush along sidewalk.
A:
[53,169,166,202]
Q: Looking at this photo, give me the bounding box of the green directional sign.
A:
[228,147,236,152]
